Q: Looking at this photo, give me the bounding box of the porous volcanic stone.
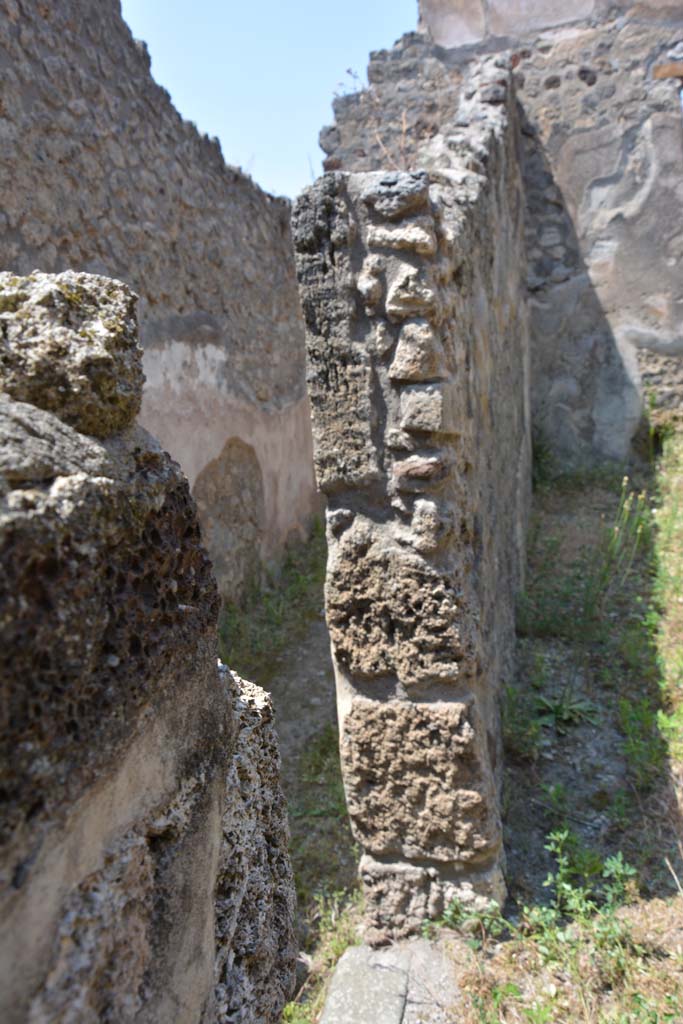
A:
[0,271,143,438]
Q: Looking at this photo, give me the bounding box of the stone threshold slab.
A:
[320,938,461,1024]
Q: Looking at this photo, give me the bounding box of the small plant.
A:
[429,895,509,951]
[535,688,598,735]
[602,851,638,907]
[541,781,568,822]
[472,983,523,1024]
[536,829,637,926]
[581,478,651,624]
[218,518,326,685]
[283,888,363,1023]
[618,697,667,790]
[543,828,598,919]
[502,684,542,761]
[523,1003,553,1024]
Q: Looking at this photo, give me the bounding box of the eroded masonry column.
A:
[293,69,531,941]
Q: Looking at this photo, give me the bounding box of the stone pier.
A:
[293,62,531,942]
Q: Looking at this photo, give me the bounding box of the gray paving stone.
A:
[320,946,408,1024]
[320,939,462,1024]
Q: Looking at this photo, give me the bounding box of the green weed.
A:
[618,697,667,790]
[218,518,326,685]
[502,683,542,762]
[282,888,362,1023]
[535,688,598,735]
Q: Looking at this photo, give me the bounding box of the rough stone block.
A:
[320,946,408,1024]
[361,171,431,220]
[321,940,461,1024]
[399,382,458,435]
[0,272,296,1024]
[214,670,297,1023]
[388,321,447,383]
[342,697,502,862]
[0,271,143,438]
[326,519,476,687]
[294,73,531,944]
[360,856,506,946]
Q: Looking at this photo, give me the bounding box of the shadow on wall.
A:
[520,104,642,465]
[193,437,266,599]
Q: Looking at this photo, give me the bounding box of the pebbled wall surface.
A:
[0,272,295,1023]
[294,63,531,942]
[0,0,318,597]
[323,1,683,464]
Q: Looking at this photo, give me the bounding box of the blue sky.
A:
[120,0,417,199]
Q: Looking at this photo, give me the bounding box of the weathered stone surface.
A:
[326,520,476,687]
[419,0,486,46]
[360,856,506,945]
[321,939,462,1024]
[0,398,111,485]
[194,438,266,598]
[0,271,142,438]
[320,945,408,1024]
[0,388,229,1021]
[343,697,501,861]
[294,67,530,942]
[215,669,297,1024]
[292,178,381,493]
[0,0,317,598]
[27,835,154,1023]
[361,171,431,220]
[0,273,295,1024]
[420,0,596,45]
[0,409,219,851]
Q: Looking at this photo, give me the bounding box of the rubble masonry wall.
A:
[293,62,531,942]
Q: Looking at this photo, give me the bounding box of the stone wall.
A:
[0,272,295,1022]
[293,62,531,942]
[0,0,318,597]
[323,1,683,463]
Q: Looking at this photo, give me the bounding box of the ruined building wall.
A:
[293,63,530,941]
[323,0,683,464]
[0,272,295,1022]
[0,0,318,598]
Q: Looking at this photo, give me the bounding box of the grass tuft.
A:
[218,518,326,685]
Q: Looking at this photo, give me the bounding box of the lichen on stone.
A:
[0,270,144,438]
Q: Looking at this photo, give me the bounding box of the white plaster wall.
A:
[140,343,319,583]
[419,0,596,46]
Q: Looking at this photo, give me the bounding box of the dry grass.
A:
[652,432,683,809]
[457,895,683,1023]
